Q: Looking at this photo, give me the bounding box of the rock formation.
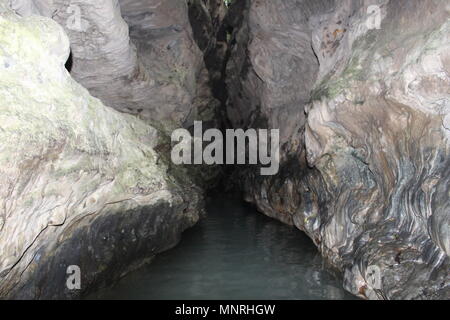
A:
[1,0,449,300]
[0,2,203,299]
[226,0,449,299]
[10,0,220,130]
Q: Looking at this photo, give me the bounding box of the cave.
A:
[0,0,449,303]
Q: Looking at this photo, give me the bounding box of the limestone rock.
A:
[10,0,219,129]
[227,0,449,299]
[0,3,203,299]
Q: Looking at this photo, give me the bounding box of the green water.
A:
[89,195,355,300]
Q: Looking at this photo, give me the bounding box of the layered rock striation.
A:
[226,0,449,299]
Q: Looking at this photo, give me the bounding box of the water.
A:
[90,195,355,300]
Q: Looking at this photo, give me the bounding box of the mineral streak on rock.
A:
[226,0,449,299]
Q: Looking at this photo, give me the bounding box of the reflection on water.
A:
[89,195,355,300]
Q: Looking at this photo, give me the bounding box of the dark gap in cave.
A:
[184,2,325,273]
[65,50,73,72]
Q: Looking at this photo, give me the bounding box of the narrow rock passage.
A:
[2,0,448,300]
[89,195,355,300]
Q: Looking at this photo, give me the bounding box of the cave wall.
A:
[226,0,449,299]
[2,0,449,300]
[10,0,219,129]
[0,1,208,299]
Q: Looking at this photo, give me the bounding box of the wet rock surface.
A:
[225,0,449,299]
[0,2,203,299]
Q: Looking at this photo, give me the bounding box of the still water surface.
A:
[90,195,355,299]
